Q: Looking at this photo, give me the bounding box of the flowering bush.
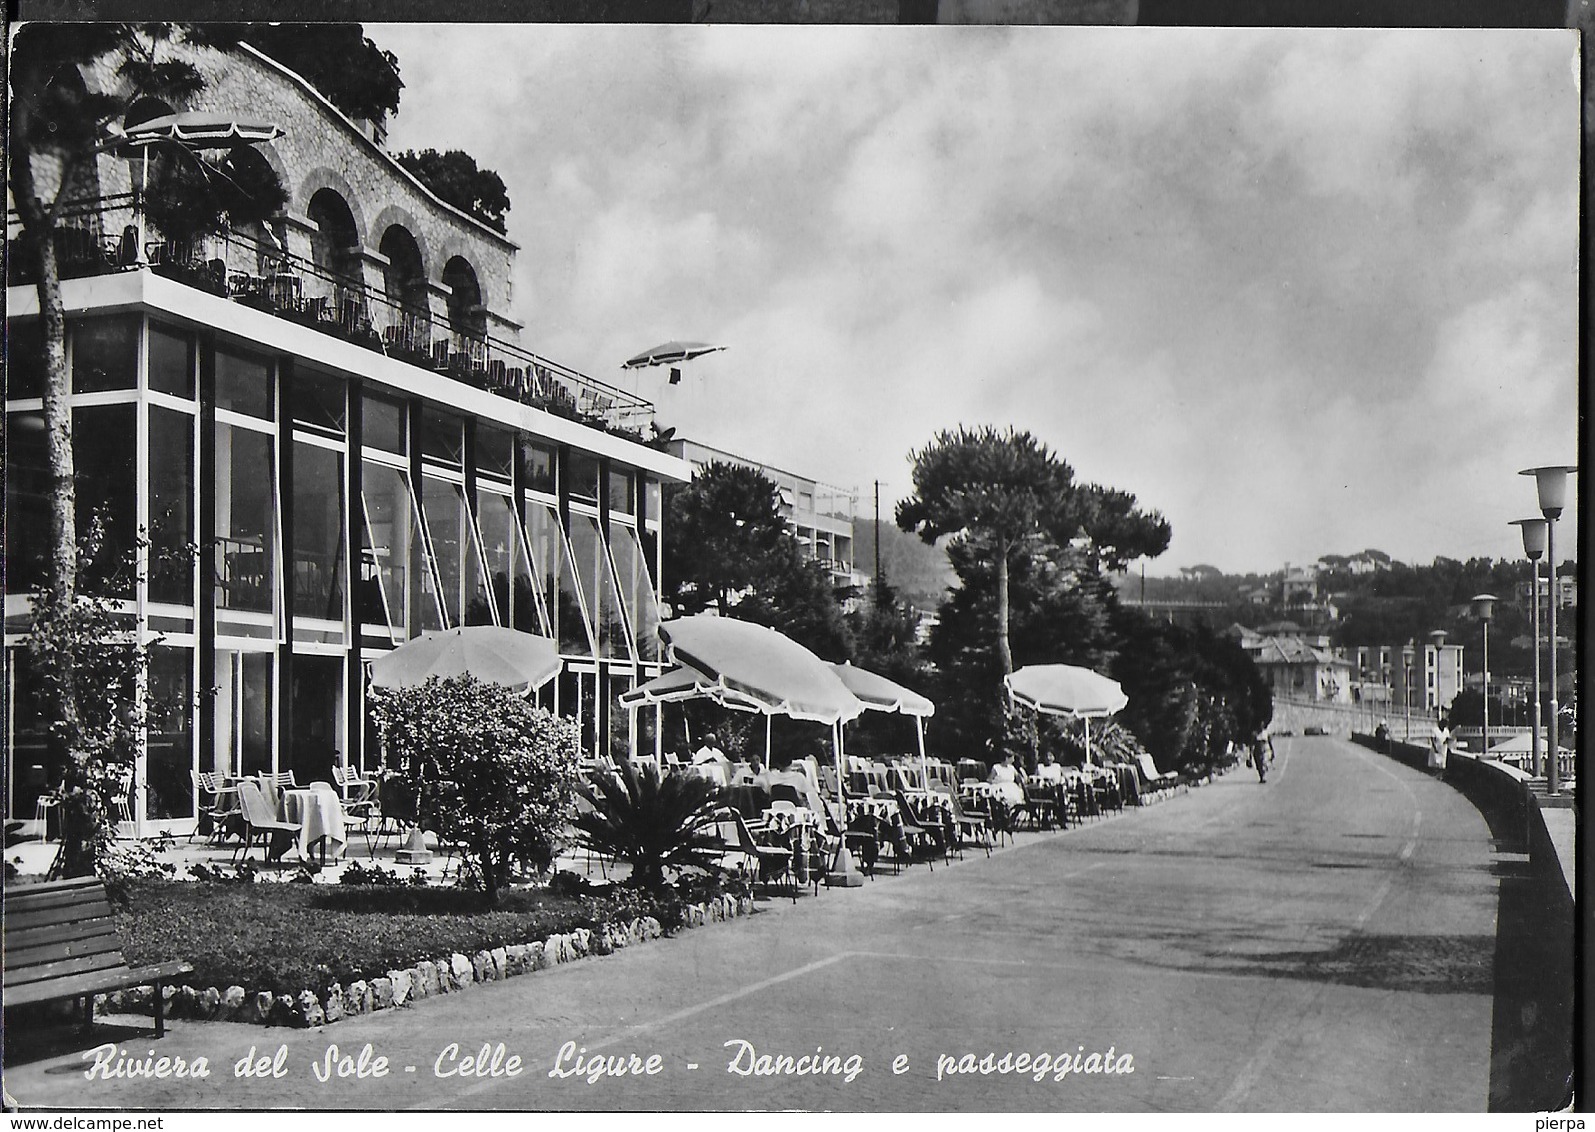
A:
[369,675,581,907]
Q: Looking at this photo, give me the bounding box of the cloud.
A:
[368,24,1579,572]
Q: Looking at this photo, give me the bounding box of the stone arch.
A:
[369,204,431,279]
[306,187,362,285]
[295,166,368,246]
[441,255,486,337]
[377,222,430,354]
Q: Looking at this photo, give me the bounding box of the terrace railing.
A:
[7,196,656,439]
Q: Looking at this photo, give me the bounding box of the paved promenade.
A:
[6,735,1520,1112]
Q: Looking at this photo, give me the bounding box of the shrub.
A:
[573,764,726,888]
[368,675,582,907]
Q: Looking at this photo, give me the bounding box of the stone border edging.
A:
[96,893,755,1029]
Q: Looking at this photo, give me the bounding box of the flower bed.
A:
[96,873,753,1028]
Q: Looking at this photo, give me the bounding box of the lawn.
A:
[114,874,719,997]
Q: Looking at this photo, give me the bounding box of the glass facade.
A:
[4,310,675,827]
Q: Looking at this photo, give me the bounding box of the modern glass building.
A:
[4,36,691,835]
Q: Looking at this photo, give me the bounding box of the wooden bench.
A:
[1135,754,1182,800]
[4,877,192,1037]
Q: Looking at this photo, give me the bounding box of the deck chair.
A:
[824,801,877,880]
[941,788,992,858]
[893,789,946,866]
[234,779,299,863]
[730,810,795,903]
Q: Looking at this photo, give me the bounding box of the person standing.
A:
[1251,732,1271,783]
[1428,718,1451,776]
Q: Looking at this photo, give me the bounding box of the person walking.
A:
[1251,732,1271,783]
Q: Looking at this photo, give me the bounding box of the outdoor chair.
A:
[731,810,796,903]
[894,789,948,866]
[941,789,992,858]
[1024,784,1059,831]
[190,770,239,845]
[825,802,877,879]
[234,779,300,864]
[32,790,61,843]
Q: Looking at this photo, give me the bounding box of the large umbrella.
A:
[116,112,286,150]
[1004,664,1128,766]
[659,616,867,885]
[369,626,562,694]
[1486,731,1573,757]
[622,341,727,369]
[829,662,935,790]
[111,113,285,268]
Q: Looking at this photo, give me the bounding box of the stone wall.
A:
[75,36,518,339]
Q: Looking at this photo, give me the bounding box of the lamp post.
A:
[1401,641,1415,742]
[1510,518,1547,778]
[1470,595,1495,754]
[1520,465,1576,794]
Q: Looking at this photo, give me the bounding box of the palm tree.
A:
[573,765,726,888]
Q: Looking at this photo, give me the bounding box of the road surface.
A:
[6,736,1513,1112]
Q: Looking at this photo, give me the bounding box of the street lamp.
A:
[1510,517,1547,778]
[1520,465,1576,794]
[1401,640,1415,742]
[1471,595,1496,754]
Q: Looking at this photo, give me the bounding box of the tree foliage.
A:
[662,462,853,658]
[898,426,1169,675]
[368,676,581,907]
[27,521,159,879]
[194,23,403,124]
[395,149,510,234]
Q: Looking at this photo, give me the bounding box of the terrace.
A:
[7,195,657,442]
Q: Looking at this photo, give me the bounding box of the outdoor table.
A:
[281,784,347,863]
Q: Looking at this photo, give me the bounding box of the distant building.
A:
[1233,625,1354,703]
[666,438,860,592]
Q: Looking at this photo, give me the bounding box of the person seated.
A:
[987,753,1026,807]
[692,732,731,767]
[759,759,827,814]
[1034,751,1065,784]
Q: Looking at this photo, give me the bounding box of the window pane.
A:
[5,410,49,592]
[214,422,276,613]
[293,370,346,433]
[522,441,556,495]
[292,441,345,624]
[6,319,44,400]
[569,515,631,660]
[73,402,137,596]
[421,476,463,627]
[72,315,139,393]
[241,652,273,777]
[149,323,195,398]
[421,408,462,466]
[359,461,416,639]
[610,524,661,662]
[481,491,548,636]
[147,646,195,820]
[6,648,53,823]
[477,425,514,483]
[644,479,661,524]
[569,452,599,506]
[148,406,195,605]
[527,501,591,656]
[608,469,634,516]
[215,347,274,418]
[363,394,405,455]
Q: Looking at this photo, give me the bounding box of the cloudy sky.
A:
[372,24,1580,575]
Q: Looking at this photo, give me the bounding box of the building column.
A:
[276,359,295,778]
[197,332,217,776]
[345,378,364,772]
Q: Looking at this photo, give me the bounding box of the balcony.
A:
[8,195,657,442]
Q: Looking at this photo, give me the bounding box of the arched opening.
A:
[308,188,365,331]
[378,224,429,360]
[441,255,488,381]
[442,256,486,338]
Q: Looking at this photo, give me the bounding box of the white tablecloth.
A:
[282,785,347,861]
